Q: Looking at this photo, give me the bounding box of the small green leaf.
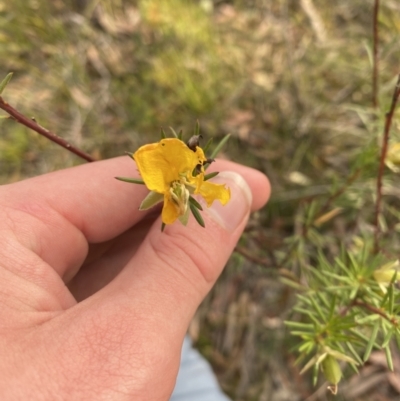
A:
[363,321,380,361]
[161,222,166,232]
[389,282,395,314]
[115,176,145,185]
[382,328,393,348]
[0,72,13,95]
[312,363,319,386]
[190,202,205,227]
[178,129,183,140]
[160,127,167,139]
[346,342,363,365]
[139,191,164,210]
[209,134,231,160]
[384,345,394,371]
[203,138,213,154]
[189,196,203,210]
[204,171,219,181]
[284,321,314,330]
[125,151,134,158]
[194,120,200,136]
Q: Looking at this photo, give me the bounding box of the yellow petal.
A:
[195,146,207,165]
[197,180,231,207]
[134,138,201,193]
[162,193,181,224]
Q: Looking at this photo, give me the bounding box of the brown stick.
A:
[373,74,400,253]
[372,0,380,109]
[0,96,96,163]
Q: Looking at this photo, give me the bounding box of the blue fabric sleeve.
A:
[170,336,231,401]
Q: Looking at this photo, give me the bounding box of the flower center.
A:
[169,180,190,216]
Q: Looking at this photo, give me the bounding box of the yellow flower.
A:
[386,143,400,173]
[373,260,399,293]
[133,138,230,225]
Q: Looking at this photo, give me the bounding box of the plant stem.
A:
[0,96,96,162]
[373,74,400,253]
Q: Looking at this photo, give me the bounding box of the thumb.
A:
[109,171,254,330]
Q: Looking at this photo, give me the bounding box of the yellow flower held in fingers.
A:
[133,138,230,225]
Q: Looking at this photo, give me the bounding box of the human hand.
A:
[0,156,270,400]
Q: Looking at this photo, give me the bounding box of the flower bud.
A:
[321,354,342,385]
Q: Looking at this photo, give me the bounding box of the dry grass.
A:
[1,1,400,400]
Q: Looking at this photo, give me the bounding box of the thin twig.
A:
[0,96,96,162]
[373,74,400,253]
[352,300,398,325]
[372,0,380,110]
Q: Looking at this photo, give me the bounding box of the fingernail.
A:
[205,171,252,232]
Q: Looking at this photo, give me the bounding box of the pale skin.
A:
[0,156,270,400]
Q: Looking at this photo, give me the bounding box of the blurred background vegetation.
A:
[1,0,400,400]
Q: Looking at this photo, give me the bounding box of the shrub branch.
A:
[373,74,400,253]
[0,96,96,162]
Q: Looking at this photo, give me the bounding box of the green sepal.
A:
[0,72,13,95]
[189,196,203,211]
[178,204,190,226]
[178,129,183,140]
[190,202,205,227]
[160,127,167,139]
[115,176,145,185]
[139,191,164,210]
[125,151,135,158]
[161,222,166,232]
[204,171,219,181]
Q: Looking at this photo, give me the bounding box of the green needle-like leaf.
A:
[0,72,13,95]
[115,176,145,185]
[190,202,205,227]
[203,137,213,154]
[169,126,179,138]
[189,196,203,210]
[209,134,231,160]
[204,171,219,181]
[382,328,393,348]
[194,120,200,136]
[363,321,380,362]
[384,345,394,371]
[160,127,167,139]
[178,129,183,140]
